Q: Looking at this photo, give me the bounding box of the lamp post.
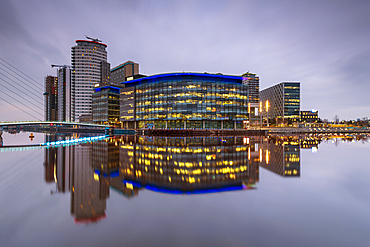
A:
[265,100,269,127]
[259,101,262,128]
[248,103,251,129]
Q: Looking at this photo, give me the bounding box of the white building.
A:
[71,39,107,122]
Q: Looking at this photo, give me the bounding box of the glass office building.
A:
[92,86,120,124]
[260,82,300,122]
[120,73,250,129]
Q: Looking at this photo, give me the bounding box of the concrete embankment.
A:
[141,129,266,136]
[267,127,370,135]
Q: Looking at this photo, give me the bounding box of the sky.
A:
[0,0,369,122]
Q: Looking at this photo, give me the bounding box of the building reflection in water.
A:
[259,136,301,177]
[43,135,309,223]
[116,136,259,195]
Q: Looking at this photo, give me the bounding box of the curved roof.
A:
[75,40,107,47]
[122,72,242,86]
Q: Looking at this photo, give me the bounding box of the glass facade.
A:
[121,73,249,129]
[260,82,300,121]
[283,83,300,119]
[92,86,120,124]
[260,136,300,177]
[119,136,259,191]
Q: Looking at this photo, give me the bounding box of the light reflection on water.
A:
[0,132,370,246]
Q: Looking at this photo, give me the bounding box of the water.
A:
[0,132,370,247]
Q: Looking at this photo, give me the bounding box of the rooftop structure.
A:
[110,61,139,85]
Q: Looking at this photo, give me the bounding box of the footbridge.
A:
[0,121,109,128]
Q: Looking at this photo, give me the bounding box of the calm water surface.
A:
[0,132,370,247]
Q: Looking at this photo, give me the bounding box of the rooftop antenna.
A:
[85,35,102,43]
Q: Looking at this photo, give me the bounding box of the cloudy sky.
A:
[0,0,369,121]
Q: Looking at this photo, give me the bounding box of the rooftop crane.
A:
[51,65,71,68]
[85,35,102,42]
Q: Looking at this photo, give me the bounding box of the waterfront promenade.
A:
[266,127,370,135]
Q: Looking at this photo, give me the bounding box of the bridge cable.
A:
[0,89,43,118]
[0,61,44,93]
[0,58,44,92]
[0,72,43,105]
[0,81,44,111]
[0,95,41,120]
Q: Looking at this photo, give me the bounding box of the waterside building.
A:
[119,72,252,129]
[71,39,107,122]
[92,86,121,124]
[44,75,58,121]
[260,82,300,122]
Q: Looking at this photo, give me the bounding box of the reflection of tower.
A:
[92,138,120,173]
[71,144,108,223]
[44,135,73,192]
[56,136,72,193]
[91,137,139,198]
[260,138,300,177]
[44,135,58,183]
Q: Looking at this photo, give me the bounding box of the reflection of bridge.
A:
[0,135,108,151]
[0,121,108,128]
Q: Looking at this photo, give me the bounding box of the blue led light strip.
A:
[43,135,108,147]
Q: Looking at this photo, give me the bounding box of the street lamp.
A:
[265,100,269,127]
[259,101,262,128]
[248,103,251,129]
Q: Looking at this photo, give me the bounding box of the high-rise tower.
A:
[71,38,107,122]
[57,66,71,122]
[44,75,58,121]
[242,72,260,125]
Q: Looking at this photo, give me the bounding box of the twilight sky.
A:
[0,0,369,121]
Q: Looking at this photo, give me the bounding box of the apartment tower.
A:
[71,38,107,122]
[57,66,72,122]
[44,75,58,121]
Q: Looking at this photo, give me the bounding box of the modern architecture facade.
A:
[57,67,71,122]
[259,137,300,177]
[44,75,58,121]
[110,61,139,85]
[71,39,107,122]
[300,110,318,123]
[260,82,300,122]
[118,136,259,192]
[119,72,251,129]
[100,61,111,86]
[242,72,260,125]
[92,86,120,124]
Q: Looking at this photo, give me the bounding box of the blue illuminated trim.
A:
[41,135,108,147]
[121,179,248,195]
[123,179,142,188]
[120,72,243,87]
[145,184,244,194]
[94,85,121,93]
[110,170,119,178]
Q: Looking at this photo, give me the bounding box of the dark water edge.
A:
[0,132,370,247]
